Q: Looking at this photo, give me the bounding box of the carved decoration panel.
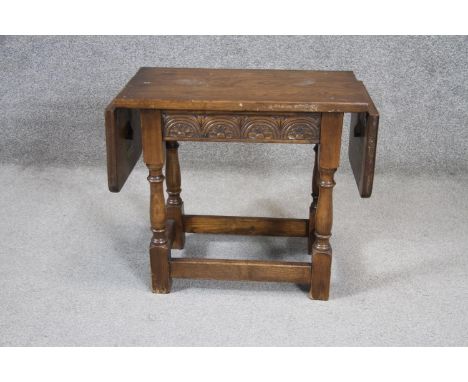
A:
[162,112,320,143]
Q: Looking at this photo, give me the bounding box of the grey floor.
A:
[1,162,467,346]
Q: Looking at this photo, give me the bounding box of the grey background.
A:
[1,36,467,346]
[1,35,467,172]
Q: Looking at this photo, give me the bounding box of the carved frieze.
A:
[162,112,320,143]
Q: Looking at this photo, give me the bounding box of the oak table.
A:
[105,67,379,300]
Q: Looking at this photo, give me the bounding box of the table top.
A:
[106,67,379,198]
[111,67,374,113]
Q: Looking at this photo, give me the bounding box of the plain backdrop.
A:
[1,35,467,173]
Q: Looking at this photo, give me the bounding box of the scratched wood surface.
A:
[111,67,372,113]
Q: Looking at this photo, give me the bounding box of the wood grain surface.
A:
[170,258,311,284]
[111,67,371,113]
[183,215,309,237]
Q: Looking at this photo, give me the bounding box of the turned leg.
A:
[148,166,171,293]
[310,113,343,300]
[141,109,172,293]
[308,144,319,253]
[310,167,335,300]
[165,141,185,249]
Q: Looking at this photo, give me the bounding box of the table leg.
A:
[308,144,319,253]
[165,141,185,249]
[141,109,172,293]
[310,113,343,300]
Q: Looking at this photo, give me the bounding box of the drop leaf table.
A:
[105,67,379,300]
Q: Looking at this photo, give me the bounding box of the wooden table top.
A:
[111,67,373,113]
